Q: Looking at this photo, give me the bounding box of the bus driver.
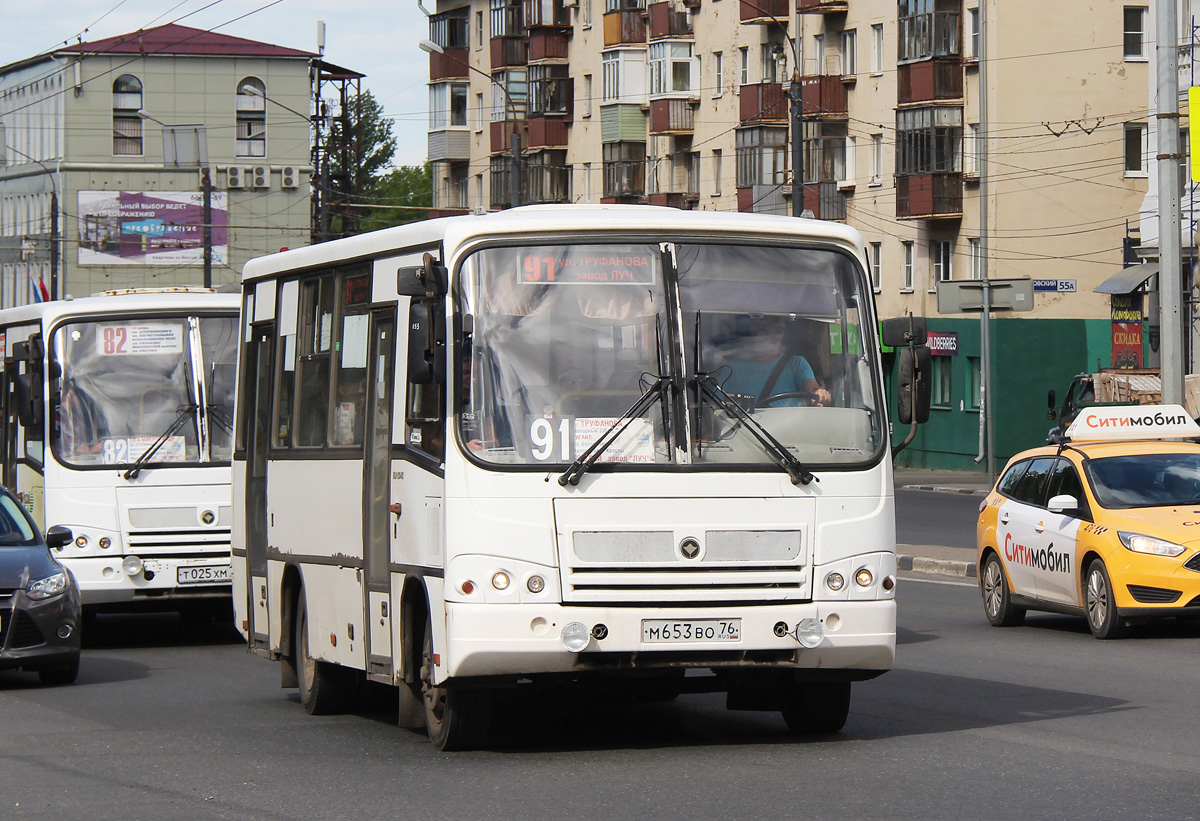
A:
[720,315,831,408]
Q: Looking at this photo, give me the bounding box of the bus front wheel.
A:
[781,680,851,735]
[421,615,492,751]
[295,592,354,715]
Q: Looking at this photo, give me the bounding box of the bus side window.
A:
[405,298,445,460]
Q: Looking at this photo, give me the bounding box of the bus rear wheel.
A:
[295,592,354,715]
[781,680,851,735]
[421,615,492,751]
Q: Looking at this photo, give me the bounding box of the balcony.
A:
[525,0,571,26]
[530,28,570,60]
[740,0,790,24]
[648,191,699,209]
[800,75,847,117]
[649,97,696,134]
[491,119,529,154]
[527,116,570,148]
[427,129,471,162]
[604,10,648,46]
[491,36,528,69]
[649,2,693,38]
[898,58,964,103]
[798,181,846,220]
[736,185,787,214]
[739,82,787,123]
[428,47,469,81]
[896,172,963,219]
[798,0,848,13]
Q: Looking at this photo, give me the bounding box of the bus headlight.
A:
[122,556,144,577]
[825,572,845,591]
[526,575,545,593]
[74,535,88,548]
[560,622,590,653]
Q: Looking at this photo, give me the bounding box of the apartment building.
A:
[425,0,1185,467]
[0,24,316,302]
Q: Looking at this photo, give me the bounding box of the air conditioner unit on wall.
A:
[281,166,301,188]
[226,166,245,189]
[251,166,270,188]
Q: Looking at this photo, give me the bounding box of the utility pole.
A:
[202,169,213,288]
[1159,0,1185,403]
[49,189,59,300]
[789,72,805,216]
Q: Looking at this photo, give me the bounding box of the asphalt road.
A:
[896,487,981,550]
[4,580,1199,820]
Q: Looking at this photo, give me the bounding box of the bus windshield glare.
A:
[457,241,882,469]
[49,314,239,468]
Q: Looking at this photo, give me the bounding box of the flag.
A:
[31,274,49,303]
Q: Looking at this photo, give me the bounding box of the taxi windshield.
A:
[1085,453,1200,509]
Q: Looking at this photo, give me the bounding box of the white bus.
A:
[0,289,241,615]
[232,206,928,750]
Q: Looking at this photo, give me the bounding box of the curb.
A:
[898,554,978,579]
[899,484,988,496]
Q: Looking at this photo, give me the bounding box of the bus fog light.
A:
[561,622,590,653]
[796,618,824,649]
[826,572,845,591]
[526,575,545,593]
[98,537,111,549]
[122,556,144,577]
[855,568,874,587]
[491,571,510,590]
[75,535,88,548]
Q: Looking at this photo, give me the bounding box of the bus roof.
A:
[239,205,868,283]
[0,290,240,328]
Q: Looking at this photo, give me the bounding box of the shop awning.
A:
[1095,262,1158,294]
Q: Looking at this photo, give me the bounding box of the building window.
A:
[1125,122,1148,175]
[603,142,646,197]
[490,0,522,37]
[870,242,882,291]
[583,75,593,117]
[967,356,982,408]
[492,69,527,120]
[430,8,469,49]
[112,74,143,156]
[713,51,723,97]
[235,77,267,157]
[802,121,848,184]
[582,0,593,26]
[736,126,787,187]
[529,64,571,115]
[429,82,469,129]
[870,133,883,184]
[713,148,723,195]
[761,43,784,84]
[899,0,961,62]
[583,162,592,201]
[475,93,485,132]
[739,47,749,86]
[650,42,695,95]
[603,53,620,101]
[896,106,962,175]
[870,23,885,73]
[931,356,952,407]
[969,237,983,279]
[965,7,980,60]
[841,29,857,77]
[933,240,952,284]
[490,154,523,207]
[476,10,484,48]
[606,0,645,9]
[1124,6,1148,59]
[963,122,980,176]
[526,150,570,203]
[902,241,915,291]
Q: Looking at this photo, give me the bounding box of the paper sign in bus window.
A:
[96,323,184,356]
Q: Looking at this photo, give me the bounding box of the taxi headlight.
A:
[1118,531,1186,558]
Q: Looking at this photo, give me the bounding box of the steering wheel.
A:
[755,390,820,409]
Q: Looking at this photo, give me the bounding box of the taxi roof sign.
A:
[1065,404,1200,442]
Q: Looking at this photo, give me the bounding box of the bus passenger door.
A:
[363,315,395,678]
[244,326,274,648]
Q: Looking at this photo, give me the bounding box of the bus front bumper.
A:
[442,599,895,680]
[65,555,232,605]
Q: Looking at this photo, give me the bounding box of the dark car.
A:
[0,488,80,685]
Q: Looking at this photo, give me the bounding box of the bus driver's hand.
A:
[813,388,832,407]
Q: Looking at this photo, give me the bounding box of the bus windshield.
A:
[457,241,883,470]
[49,314,239,468]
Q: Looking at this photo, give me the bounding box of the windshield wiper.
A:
[558,375,669,487]
[691,373,818,486]
[123,402,198,480]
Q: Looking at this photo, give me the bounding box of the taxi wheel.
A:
[981,553,1025,627]
[1085,560,1129,639]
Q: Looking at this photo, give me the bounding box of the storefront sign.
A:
[1033,279,1077,292]
[1111,320,1143,368]
[927,331,958,356]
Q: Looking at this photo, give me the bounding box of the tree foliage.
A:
[361,163,434,232]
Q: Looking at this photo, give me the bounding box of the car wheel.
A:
[1085,559,1129,639]
[37,655,80,686]
[981,553,1026,627]
[781,680,852,735]
[421,614,492,751]
[294,591,354,714]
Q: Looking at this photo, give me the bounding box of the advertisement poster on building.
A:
[77,190,228,266]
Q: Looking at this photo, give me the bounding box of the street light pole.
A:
[420,38,521,208]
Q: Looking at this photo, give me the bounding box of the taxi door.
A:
[1035,457,1085,606]
[995,457,1058,601]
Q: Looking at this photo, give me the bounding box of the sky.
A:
[1,0,432,167]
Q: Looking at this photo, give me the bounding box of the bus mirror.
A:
[14,372,42,429]
[881,316,927,348]
[397,256,448,298]
[897,345,931,425]
[397,266,426,297]
[1047,389,1056,410]
[407,300,446,386]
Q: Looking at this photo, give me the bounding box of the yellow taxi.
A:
[977,404,1200,638]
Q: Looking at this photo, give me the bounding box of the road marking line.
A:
[899,574,977,589]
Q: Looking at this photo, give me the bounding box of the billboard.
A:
[77,190,228,266]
